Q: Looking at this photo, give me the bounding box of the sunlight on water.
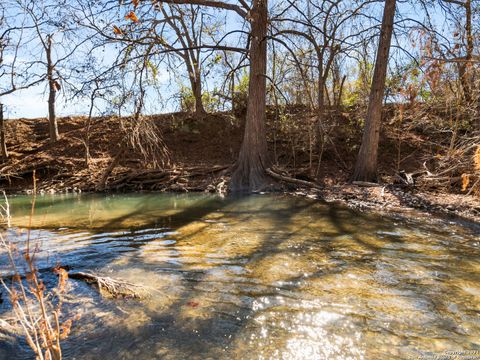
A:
[1,193,479,359]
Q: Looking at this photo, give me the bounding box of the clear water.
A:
[0,193,479,359]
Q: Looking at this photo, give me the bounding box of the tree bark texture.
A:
[46,35,59,143]
[230,0,269,192]
[352,0,396,182]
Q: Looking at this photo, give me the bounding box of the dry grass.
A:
[474,145,480,172]
[0,174,76,360]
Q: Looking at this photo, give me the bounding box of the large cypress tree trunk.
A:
[230,0,269,192]
[352,0,396,182]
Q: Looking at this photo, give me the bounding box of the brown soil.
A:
[1,109,479,224]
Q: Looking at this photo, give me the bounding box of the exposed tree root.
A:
[1,158,230,193]
[101,165,229,191]
[97,146,126,191]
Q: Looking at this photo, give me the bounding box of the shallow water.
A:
[1,193,479,359]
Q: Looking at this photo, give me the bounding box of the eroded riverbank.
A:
[2,113,479,225]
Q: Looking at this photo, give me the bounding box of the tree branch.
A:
[154,0,247,18]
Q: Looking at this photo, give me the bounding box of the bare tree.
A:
[353,0,397,182]
[159,4,209,116]
[441,0,476,102]
[0,7,8,159]
[271,0,375,175]
[45,34,60,142]
[0,1,44,98]
[117,0,269,192]
[15,0,87,143]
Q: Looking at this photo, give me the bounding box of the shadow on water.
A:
[66,195,323,358]
[1,193,479,359]
[80,198,479,358]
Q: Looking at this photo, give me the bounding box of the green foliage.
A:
[179,85,196,112]
[202,90,222,112]
[178,85,221,113]
[235,71,249,94]
[212,54,222,65]
[121,45,133,69]
[146,60,158,80]
[232,71,249,112]
[342,61,373,107]
[386,60,433,103]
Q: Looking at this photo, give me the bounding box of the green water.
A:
[0,193,479,359]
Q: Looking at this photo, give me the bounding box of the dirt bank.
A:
[0,109,479,224]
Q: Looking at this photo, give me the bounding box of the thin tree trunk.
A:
[48,80,58,142]
[231,74,235,114]
[160,5,206,117]
[315,73,326,177]
[46,35,59,143]
[185,58,205,116]
[337,75,347,109]
[0,104,8,159]
[84,88,97,167]
[459,0,473,103]
[192,69,206,116]
[352,0,396,182]
[230,0,269,192]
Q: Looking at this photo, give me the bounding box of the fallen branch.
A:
[266,168,322,190]
[69,272,151,299]
[352,181,383,187]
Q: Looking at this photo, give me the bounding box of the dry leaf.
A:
[113,25,124,35]
[125,11,139,23]
[474,145,480,172]
[461,173,470,192]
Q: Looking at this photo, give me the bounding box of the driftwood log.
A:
[352,181,383,187]
[266,168,322,190]
[69,272,151,300]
